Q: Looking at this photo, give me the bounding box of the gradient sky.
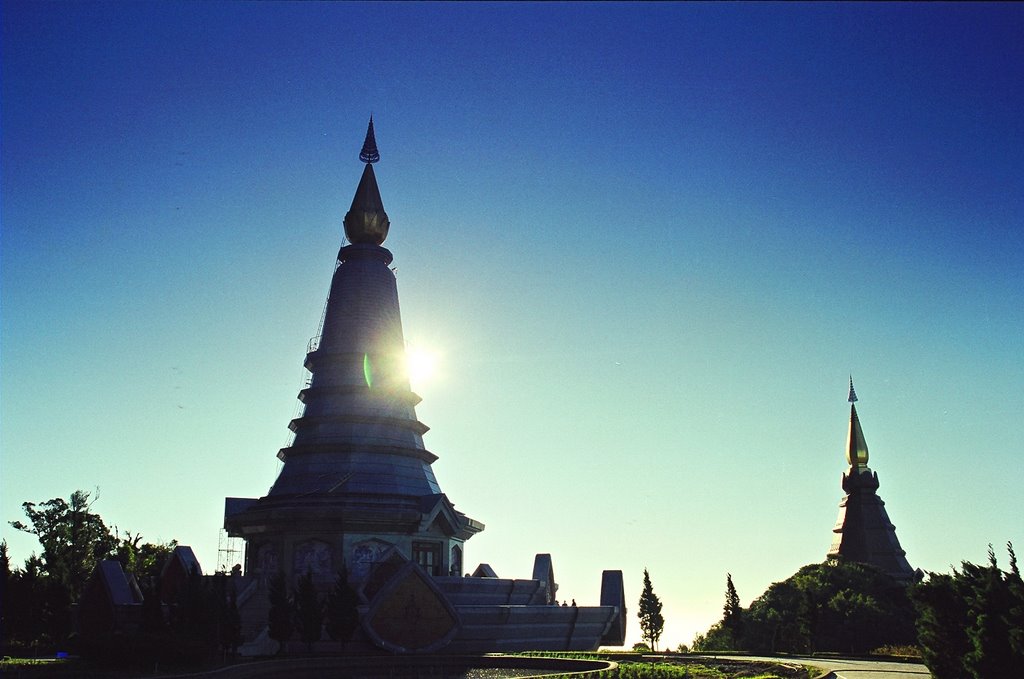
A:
[2,2,1022,648]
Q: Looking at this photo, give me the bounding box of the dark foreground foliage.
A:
[2,491,176,657]
[693,560,916,655]
[326,564,361,642]
[68,570,242,671]
[3,498,241,673]
[693,545,1024,677]
[911,544,1024,679]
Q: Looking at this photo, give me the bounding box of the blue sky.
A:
[2,2,1022,647]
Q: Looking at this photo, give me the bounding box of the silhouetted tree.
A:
[964,545,1018,678]
[912,571,969,679]
[113,531,176,581]
[293,569,323,651]
[0,540,9,582]
[1007,543,1024,660]
[168,565,217,662]
[638,568,664,652]
[912,544,1024,679]
[693,574,746,652]
[139,576,166,633]
[723,573,743,647]
[325,563,360,642]
[0,541,9,645]
[3,553,72,650]
[219,576,242,658]
[267,572,293,655]
[5,492,190,663]
[9,490,117,602]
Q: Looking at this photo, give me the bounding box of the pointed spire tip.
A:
[359,116,380,164]
[848,376,858,403]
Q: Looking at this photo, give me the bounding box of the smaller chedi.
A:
[827,379,918,582]
[223,119,626,654]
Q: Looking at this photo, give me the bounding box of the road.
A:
[799,657,930,679]
[691,655,931,679]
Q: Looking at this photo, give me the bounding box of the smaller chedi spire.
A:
[845,379,869,471]
[344,117,390,245]
[828,380,916,582]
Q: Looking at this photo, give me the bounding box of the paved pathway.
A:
[691,654,931,679]
[801,657,930,679]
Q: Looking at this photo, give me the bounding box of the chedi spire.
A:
[827,381,916,582]
[344,117,390,245]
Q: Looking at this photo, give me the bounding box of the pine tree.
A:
[1007,542,1024,660]
[964,546,1015,678]
[912,544,1024,679]
[220,577,243,658]
[0,540,9,583]
[0,541,9,643]
[723,573,744,648]
[267,572,294,655]
[172,565,215,641]
[326,563,361,643]
[139,576,166,633]
[293,569,323,651]
[638,568,665,652]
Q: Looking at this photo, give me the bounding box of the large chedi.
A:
[827,380,917,582]
[226,118,481,588]
[225,120,625,654]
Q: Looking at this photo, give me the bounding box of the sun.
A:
[404,343,439,389]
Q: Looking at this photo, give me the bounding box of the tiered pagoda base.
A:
[228,554,625,655]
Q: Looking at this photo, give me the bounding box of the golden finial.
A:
[845,381,869,470]
[360,116,380,164]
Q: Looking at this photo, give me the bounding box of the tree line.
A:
[1,489,252,668]
[691,545,1023,678]
[2,489,178,654]
[1,489,365,666]
[692,561,917,655]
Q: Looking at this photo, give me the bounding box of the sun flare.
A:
[405,344,439,388]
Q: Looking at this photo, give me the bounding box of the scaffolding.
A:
[216,528,244,574]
